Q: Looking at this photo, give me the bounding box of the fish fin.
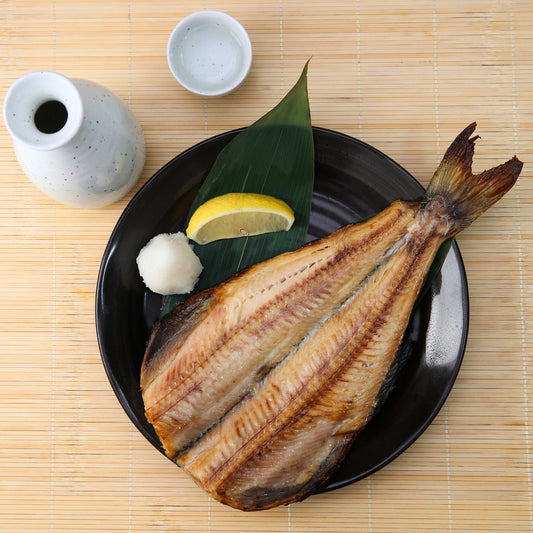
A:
[425,122,523,235]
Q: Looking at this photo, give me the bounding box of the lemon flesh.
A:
[186,193,295,245]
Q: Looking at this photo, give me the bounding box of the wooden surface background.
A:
[1,1,532,531]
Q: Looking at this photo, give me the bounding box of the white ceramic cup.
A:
[167,11,252,97]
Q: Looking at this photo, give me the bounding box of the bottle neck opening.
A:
[34,100,69,134]
[3,71,83,151]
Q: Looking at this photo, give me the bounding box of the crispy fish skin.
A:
[141,123,522,511]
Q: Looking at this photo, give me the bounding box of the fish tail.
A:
[425,122,523,236]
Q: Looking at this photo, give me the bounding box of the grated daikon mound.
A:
[136,232,203,295]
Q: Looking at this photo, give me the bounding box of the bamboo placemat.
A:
[1,1,532,531]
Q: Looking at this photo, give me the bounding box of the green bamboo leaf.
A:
[161,62,314,316]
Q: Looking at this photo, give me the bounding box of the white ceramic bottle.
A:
[3,71,145,208]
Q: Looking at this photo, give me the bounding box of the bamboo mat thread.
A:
[1,1,532,531]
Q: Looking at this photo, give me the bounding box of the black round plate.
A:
[96,127,469,491]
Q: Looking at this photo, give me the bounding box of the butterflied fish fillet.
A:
[141,123,522,511]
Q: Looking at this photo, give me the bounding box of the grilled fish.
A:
[141,123,522,511]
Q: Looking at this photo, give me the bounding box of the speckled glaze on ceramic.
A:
[3,71,145,208]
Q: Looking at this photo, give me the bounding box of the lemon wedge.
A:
[186,193,295,245]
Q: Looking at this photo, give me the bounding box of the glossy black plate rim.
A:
[96,126,469,492]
